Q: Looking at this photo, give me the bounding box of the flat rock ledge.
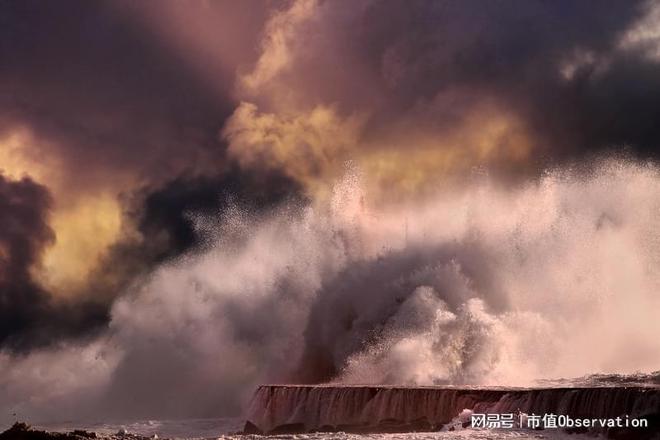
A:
[243,385,660,438]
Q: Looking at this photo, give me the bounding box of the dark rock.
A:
[0,422,55,440]
[606,412,660,440]
[241,421,263,435]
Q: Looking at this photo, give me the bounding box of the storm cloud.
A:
[0,175,108,351]
[1,0,660,424]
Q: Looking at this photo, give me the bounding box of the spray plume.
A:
[1,159,659,423]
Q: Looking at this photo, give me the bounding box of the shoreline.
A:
[0,423,156,440]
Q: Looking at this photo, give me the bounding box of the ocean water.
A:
[34,417,242,439]
[26,374,660,439]
[32,417,595,440]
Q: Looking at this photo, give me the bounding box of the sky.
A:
[1,0,660,423]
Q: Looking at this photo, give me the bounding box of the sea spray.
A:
[1,159,660,423]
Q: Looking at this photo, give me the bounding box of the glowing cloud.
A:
[0,130,124,297]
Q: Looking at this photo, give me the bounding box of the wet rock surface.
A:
[244,385,660,437]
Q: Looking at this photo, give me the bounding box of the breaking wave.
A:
[1,158,660,423]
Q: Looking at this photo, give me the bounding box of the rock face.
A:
[244,385,660,436]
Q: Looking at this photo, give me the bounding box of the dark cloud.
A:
[0,0,243,185]
[134,166,304,259]
[264,0,660,163]
[0,174,106,351]
[534,51,660,159]
[3,0,659,194]
[0,174,54,349]
[390,0,660,160]
[86,165,304,300]
[0,165,301,351]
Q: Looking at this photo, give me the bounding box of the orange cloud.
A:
[223,99,532,204]
[0,130,125,298]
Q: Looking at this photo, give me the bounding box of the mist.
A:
[1,158,659,424]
